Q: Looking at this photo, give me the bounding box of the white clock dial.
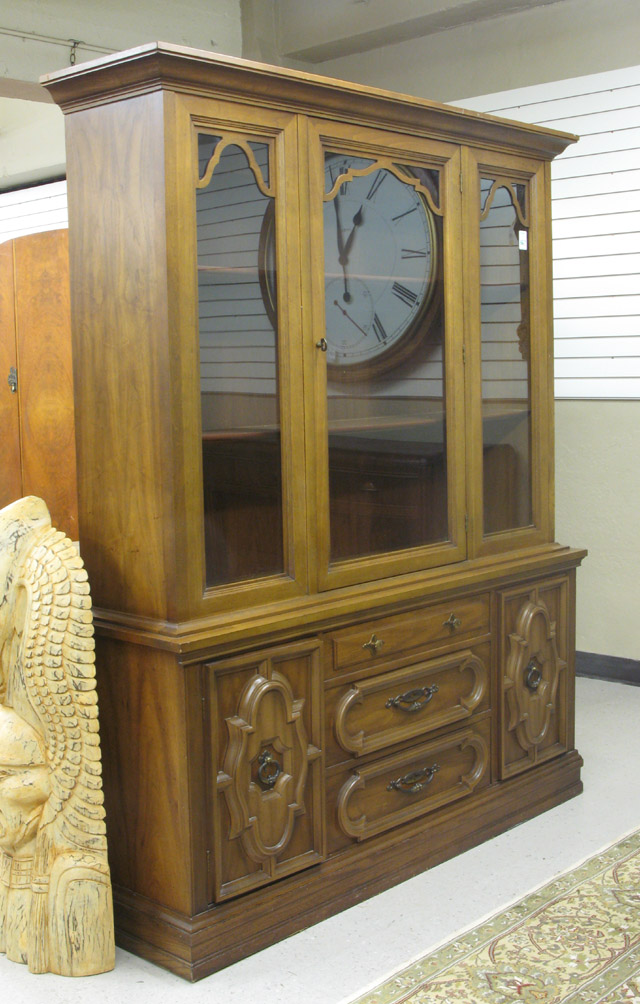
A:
[323,154,438,377]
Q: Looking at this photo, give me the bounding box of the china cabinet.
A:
[43,43,585,981]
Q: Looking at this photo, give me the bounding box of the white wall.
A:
[452,65,640,401]
[555,400,640,660]
[0,181,67,242]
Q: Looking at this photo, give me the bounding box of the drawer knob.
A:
[257,750,282,788]
[443,612,462,631]
[362,633,384,655]
[387,763,439,795]
[385,684,439,713]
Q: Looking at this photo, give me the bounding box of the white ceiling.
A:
[275,0,569,63]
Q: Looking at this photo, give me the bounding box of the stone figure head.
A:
[0,496,114,976]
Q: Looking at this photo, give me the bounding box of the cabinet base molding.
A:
[112,749,583,981]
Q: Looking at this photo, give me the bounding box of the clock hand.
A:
[333,299,369,338]
[332,195,352,302]
[333,195,345,257]
[339,205,364,266]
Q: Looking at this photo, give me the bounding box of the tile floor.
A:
[2,676,638,1004]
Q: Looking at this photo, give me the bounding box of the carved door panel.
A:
[499,576,573,778]
[209,639,324,902]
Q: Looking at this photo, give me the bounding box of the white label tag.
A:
[518,230,528,251]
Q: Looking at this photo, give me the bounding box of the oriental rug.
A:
[350,829,640,1004]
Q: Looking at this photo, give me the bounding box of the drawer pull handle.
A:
[387,763,439,795]
[443,612,462,631]
[525,661,543,692]
[257,750,282,788]
[385,684,439,713]
[362,633,384,655]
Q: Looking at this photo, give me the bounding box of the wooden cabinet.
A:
[0,230,77,539]
[43,43,585,981]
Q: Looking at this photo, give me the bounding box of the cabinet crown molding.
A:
[41,41,577,160]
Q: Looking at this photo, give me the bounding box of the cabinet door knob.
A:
[525,661,543,691]
[362,633,384,655]
[257,750,282,788]
[443,612,461,631]
[7,366,17,393]
[316,338,328,352]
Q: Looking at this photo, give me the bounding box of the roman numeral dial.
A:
[323,153,439,377]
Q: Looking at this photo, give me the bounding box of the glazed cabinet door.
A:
[499,575,575,778]
[209,639,324,902]
[169,94,309,617]
[462,148,554,556]
[302,119,467,591]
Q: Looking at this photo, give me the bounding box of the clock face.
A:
[323,154,439,379]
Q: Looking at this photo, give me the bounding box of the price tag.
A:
[518,230,528,251]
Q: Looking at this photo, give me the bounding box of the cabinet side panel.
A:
[13,229,78,540]
[95,639,196,915]
[0,240,22,508]
[64,94,174,618]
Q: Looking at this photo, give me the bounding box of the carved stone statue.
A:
[0,496,115,976]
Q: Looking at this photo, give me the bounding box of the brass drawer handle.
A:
[257,750,282,788]
[387,763,439,795]
[362,633,384,656]
[385,684,439,713]
[443,612,461,631]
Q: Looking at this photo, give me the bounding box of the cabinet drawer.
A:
[325,642,490,766]
[332,720,490,843]
[327,593,490,676]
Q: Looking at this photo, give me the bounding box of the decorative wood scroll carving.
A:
[334,649,487,756]
[504,598,566,757]
[219,670,321,872]
[336,726,489,842]
[0,496,114,976]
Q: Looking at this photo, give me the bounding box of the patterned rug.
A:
[350,829,640,1004]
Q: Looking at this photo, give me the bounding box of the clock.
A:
[323,154,440,380]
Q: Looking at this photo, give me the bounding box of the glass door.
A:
[177,99,307,611]
[196,132,284,587]
[304,121,466,590]
[463,149,554,556]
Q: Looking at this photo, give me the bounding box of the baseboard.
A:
[576,651,640,686]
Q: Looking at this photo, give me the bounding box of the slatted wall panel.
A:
[454,65,640,399]
[0,181,68,242]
